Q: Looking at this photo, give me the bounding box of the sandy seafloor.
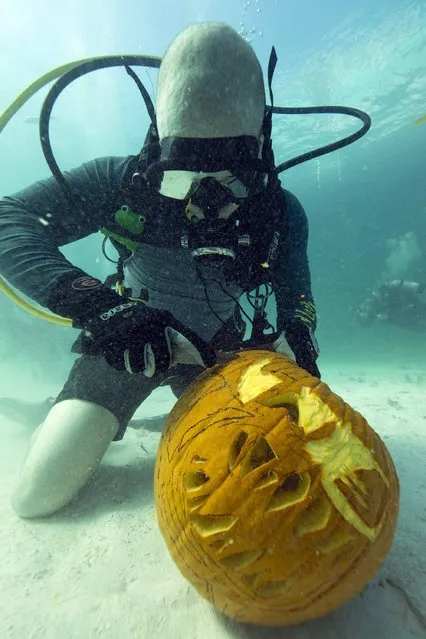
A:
[0,357,425,639]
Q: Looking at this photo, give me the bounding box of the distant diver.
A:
[356,279,426,332]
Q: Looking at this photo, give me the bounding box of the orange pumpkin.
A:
[154,350,399,626]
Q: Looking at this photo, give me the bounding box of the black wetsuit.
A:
[0,155,318,438]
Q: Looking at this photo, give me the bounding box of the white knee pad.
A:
[11,399,119,518]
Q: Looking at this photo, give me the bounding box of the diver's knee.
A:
[11,483,58,519]
[11,399,119,518]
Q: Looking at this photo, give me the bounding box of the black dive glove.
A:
[284,321,321,378]
[48,272,216,376]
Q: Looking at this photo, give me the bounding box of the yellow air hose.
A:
[0,58,103,326]
[0,276,72,326]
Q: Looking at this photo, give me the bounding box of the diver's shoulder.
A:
[79,155,138,177]
[65,155,139,191]
[272,187,307,221]
[281,188,305,211]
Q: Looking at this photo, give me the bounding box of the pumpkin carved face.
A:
[154,350,399,626]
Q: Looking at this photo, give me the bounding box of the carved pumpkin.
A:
[154,350,399,626]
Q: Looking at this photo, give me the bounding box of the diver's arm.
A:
[0,156,137,308]
[273,190,317,330]
[272,189,320,376]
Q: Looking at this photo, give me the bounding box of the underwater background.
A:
[0,3,425,638]
[0,0,425,383]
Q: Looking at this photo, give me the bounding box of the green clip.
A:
[115,205,145,235]
[100,205,145,253]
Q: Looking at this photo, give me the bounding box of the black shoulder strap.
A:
[134,124,161,176]
[261,47,278,176]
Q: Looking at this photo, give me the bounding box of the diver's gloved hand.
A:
[78,302,216,376]
[48,272,216,376]
[282,321,321,378]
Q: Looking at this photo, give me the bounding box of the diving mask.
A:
[158,169,251,201]
[145,135,268,201]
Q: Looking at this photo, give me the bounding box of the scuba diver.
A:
[356,279,426,332]
[0,22,370,518]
